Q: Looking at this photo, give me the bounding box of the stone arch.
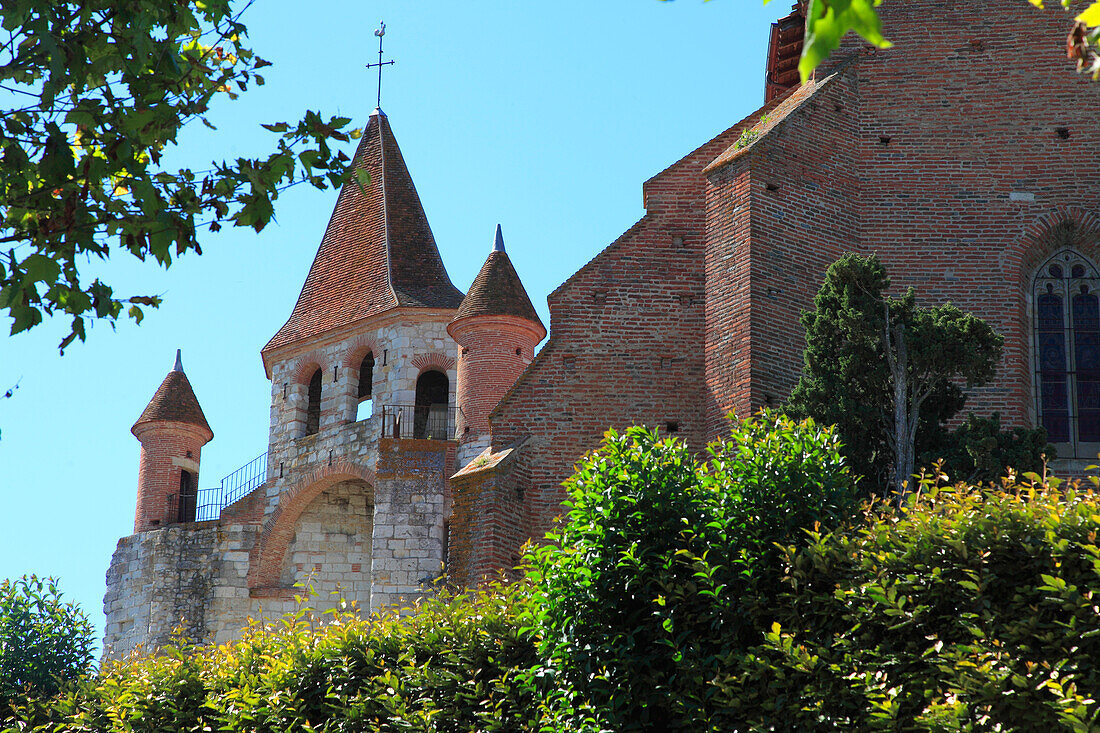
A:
[247,459,377,591]
[341,337,381,370]
[1017,209,1100,288]
[341,338,381,422]
[290,352,327,384]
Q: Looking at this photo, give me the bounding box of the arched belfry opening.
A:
[356,352,375,422]
[414,370,449,439]
[305,368,322,436]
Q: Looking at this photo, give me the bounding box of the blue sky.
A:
[0,0,787,647]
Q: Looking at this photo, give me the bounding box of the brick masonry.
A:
[456,0,1100,580]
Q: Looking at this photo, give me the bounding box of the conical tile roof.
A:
[263,110,464,359]
[132,350,213,439]
[451,225,544,334]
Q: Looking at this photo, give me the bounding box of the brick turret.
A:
[131,350,213,532]
[448,226,546,465]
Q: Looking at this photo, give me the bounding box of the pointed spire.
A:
[132,352,213,439]
[451,230,545,336]
[263,112,464,361]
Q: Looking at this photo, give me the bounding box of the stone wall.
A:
[103,521,256,659]
[266,314,458,465]
[278,480,374,606]
[104,439,450,659]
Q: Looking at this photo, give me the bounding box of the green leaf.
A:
[1077,1,1100,25]
[20,255,60,286]
[354,168,371,195]
[800,0,893,82]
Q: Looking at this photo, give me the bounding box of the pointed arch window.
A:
[305,368,322,436]
[356,352,375,422]
[1034,250,1100,458]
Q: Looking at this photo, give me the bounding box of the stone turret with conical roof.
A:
[131,350,213,532]
[261,108,465,459]
[262,108,464,372]
[449,225,546,464]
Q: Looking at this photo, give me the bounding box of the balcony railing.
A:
[380,404,460,441]
[193,451,268,521]
[169,404,459,526]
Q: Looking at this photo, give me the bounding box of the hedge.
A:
[5,416,1100,732]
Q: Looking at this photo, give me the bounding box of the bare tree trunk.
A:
[892,325,910,501]
[883,305,912,502]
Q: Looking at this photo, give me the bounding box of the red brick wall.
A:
[703,162,754,436]
[449,316,544,443]
[475,0,1100,573]
[837,0,1100,433]
[448,459,527,586]
[704,66,862,438]
[750,71,861,415]
[490,113,771,542]
[133,423,209,532]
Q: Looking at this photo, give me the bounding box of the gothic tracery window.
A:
[1034,250,1100,458]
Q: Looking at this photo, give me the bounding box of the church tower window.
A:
[358,352,375,400]
[305,368,322,436]
[1033,250,1100,458]
[356,352,375,422]
[414,370,449,439]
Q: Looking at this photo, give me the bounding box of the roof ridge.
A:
[379,114,399,308]
[261,111,464,372]
[704,58,858,175]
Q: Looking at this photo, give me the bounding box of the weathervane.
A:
[366,21,395,110]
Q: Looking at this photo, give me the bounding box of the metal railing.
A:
[194,451,268,521]
[380,404,460,441]
[166,491,199,524]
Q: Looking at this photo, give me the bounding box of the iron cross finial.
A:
[366,20,395,110]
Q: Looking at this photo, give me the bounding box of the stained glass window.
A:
[1034,250,1100,457]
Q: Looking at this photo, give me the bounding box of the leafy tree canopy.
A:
[0,0,359,351]
[0,575,94,716]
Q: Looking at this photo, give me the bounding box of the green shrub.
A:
[0,575,94,717]
[918,412,1052,485]
[527,413,858,731]
[8,417,1099,732]
[5,583,539,733]
[729,477,1100,731]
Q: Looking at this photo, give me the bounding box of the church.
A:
[103,0,1100,657]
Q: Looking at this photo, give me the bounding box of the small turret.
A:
[448,226,546,463]
[131,350,214,531]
